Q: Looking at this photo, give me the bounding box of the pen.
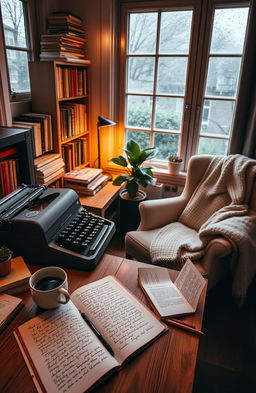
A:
[170,318,196,329]
[163,318,204,336]
[80,312,115,356]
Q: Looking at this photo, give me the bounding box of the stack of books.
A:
[0,256,31,295]
[64,167,109,195]
[40,12,87,63]
[13,113,53,157]
[34,153,65,184]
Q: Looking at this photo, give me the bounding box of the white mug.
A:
[29,266,70,309]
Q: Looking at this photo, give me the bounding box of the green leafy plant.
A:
[0,245,12,262]
[110,140,156,199]
[168,154,183,163]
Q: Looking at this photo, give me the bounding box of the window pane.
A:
[127,57,155,94]
[205,57,241,98]
[153,132,180,160]
[200,99,234,136]
[154,97,183,131]
[159,11,192,54]
[2,0,28,48]
[6,50,30,92]
[126,95,153,129]
[157,57,188,95]
[126,129,150,150]
[198,137,228,155]
[128,12,157,54]
[210,8,249,54]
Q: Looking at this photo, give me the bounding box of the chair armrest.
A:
[138,196,187,231]
[194,237,232,276]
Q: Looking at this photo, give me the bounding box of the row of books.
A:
[34,153,65,184]
[13,113,53,157]
[40,12,87,63]
[57,66,88,98]
[62,138,89,172]
[60,103,87,141]
[0,147,18,197]
[64,167,108,195]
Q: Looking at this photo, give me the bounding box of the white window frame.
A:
[0,0,35,102]
[118,0,250,173]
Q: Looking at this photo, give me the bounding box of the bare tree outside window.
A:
[123,5,249,163]
[1,0,31,96]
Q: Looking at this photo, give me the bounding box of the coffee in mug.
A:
[29,266,70,309]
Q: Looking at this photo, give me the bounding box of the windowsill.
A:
[152,168,186,187]
[105,164,187,187]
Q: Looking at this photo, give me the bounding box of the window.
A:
[120,1,249,169]
[0,0,32,99]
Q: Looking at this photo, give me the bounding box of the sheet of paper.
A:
[71,276,165,365]
[175,259,206,309]
[138,267,193,317]
[15,302,119,393]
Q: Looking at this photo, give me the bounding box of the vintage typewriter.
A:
[0,184,116,270]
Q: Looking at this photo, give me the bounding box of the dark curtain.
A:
[228,0,256,158]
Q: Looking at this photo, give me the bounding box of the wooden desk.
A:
[79,181,122,217]
[0,254,207,393]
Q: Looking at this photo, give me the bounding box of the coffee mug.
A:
[29,266,70,309]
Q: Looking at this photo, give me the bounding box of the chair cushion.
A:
[125,228,161,264]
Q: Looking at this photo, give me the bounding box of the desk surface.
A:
[0,254,207,393]
[79,181,121,217]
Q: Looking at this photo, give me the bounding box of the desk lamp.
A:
[97,116,116,169]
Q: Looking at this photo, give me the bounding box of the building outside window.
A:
[0,0,31,99]
[120,1,249,169]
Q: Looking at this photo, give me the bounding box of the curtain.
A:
[228,0,256,158]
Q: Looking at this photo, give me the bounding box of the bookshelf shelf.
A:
[58,95,88,102]
[60,131,89,144]
[29,60,90,178]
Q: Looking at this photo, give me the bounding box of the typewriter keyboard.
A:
[56,209,109,256]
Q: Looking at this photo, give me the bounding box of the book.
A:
[64,167,103,184]
[65,174,109,195]
[13,121,43,157]
[138,259,206,318]
[0,256,31,295]
[34,153,61,169]
[0,293,23,333]
[14,275,167,393]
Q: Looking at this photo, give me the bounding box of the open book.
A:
[138,259,206,318]
[14,276,166,393]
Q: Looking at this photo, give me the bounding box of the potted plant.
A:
[0,245,13,276]
[168,154,183,175]
[110,140,156,233]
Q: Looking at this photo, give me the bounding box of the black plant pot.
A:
[118,189,147,235]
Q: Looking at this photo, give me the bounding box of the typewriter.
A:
[0,184,116,270]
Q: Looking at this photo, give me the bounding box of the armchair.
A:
[125,154,256,292]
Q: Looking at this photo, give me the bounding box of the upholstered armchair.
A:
[125,154,256,292]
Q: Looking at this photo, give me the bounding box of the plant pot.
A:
[0,255,12,277]
[168,161,183,175]
[119,189,147,234]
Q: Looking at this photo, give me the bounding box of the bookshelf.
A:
[28,60,90,183]
[0,127,35,197]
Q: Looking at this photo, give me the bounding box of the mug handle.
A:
[58,288,70,304]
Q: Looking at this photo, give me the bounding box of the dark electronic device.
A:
[0,184,116,270]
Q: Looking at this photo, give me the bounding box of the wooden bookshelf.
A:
[28,60,90,181]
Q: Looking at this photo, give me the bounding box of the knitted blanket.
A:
[150,155,256,300]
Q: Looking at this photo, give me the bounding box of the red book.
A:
[1,161,11,195]
[0,147,17,159]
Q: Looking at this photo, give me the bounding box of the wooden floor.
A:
[106,233,256,393]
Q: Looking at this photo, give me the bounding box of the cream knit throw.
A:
[150,154,256,300]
